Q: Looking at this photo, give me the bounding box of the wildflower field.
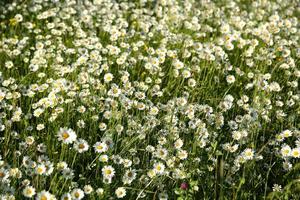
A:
[0,0,299,199]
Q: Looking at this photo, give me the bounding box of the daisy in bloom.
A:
[104,73,114,83]
[147,169,157,178]
[153,162,165,175]
[60,193,71,200]
[22,186,36,198]
[272,184,282,192]
[73,139,89,153]
[96,188,104,196]
[174,139,183,149]
[102,165,115,179]
[99,155,109,162]
[25,136,35,146]
[83,185,94,194]
[232,131,242,141]
[281,130,293,138]
[283,161,292,171]
[242,148,254,160]
[56,162,68,171]
[276,134,284,142]
[115,187,127,198]
[291,148,300,158]
[155,148,168,160]
[36,190,55,200]
[149,106,159,115]
[0,0,300,199]
[108,85,121,97]
[94,142,108,153]
[122,169,137,185]
[57,128,77,144]
[281,145,291,157]
[71,188,84,200]
[226,75,236,84]
[177,149,188,160]
[35,164,46,175]
[0,90,5,101]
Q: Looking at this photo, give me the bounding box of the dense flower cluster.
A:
[0,0,299,199]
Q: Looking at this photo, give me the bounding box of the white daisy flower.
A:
[104,73,114,83]
[281,145,291,157]
[102,165,115,179]
[153,162,165,175]
[71,188,84,200]
[94,142,108,153]
[22,186,36,198]
[291,148,300,158]
[74,139,89,153]
[57,128,77,144]
[115,187,126,198]
[36,190,54,200]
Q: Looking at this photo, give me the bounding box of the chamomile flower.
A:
[96,188,104,196]
[226,75,235,84]
[153,162,165,175]
[281,130,293,138]
[104,73,114,83]
[291,148,300,158]
[35,164,46,175]
[71,188,84,200]
[281,145,291,157]
[57,128,77,144]
[177,150,188,160]
[36,191,54,200]
[242,148,254,160]
[102,165,115,179]
[99,155,109,162]
[0,0,299,199]
[83,185,93,194]
[122,169,137,185]
[60,193,71,200]
[174,139,183,149]
[74,139,89,153]
[93,142,108,153]
[22,186,36,198]
[115,187,126,198]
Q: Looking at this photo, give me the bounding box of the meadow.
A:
[0,0,299,199]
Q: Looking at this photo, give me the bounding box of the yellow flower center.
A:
[245,152,252,156]
[62,132,70,140]
[41,195,48,200]
[37,167,44,174]
[74,192,80,198]
[26,189,33,195]
[283,150,289,154]
[97,145,103,150]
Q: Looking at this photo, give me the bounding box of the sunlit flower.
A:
[71,188,84,200]
[57,128,77,144]
[74,139,89,153]
[102,165,115,179]
[281,145,291,157]
[153,162,165,175]
[22,186,36,198]
[94,142,108,153]
[115,187,126,198]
